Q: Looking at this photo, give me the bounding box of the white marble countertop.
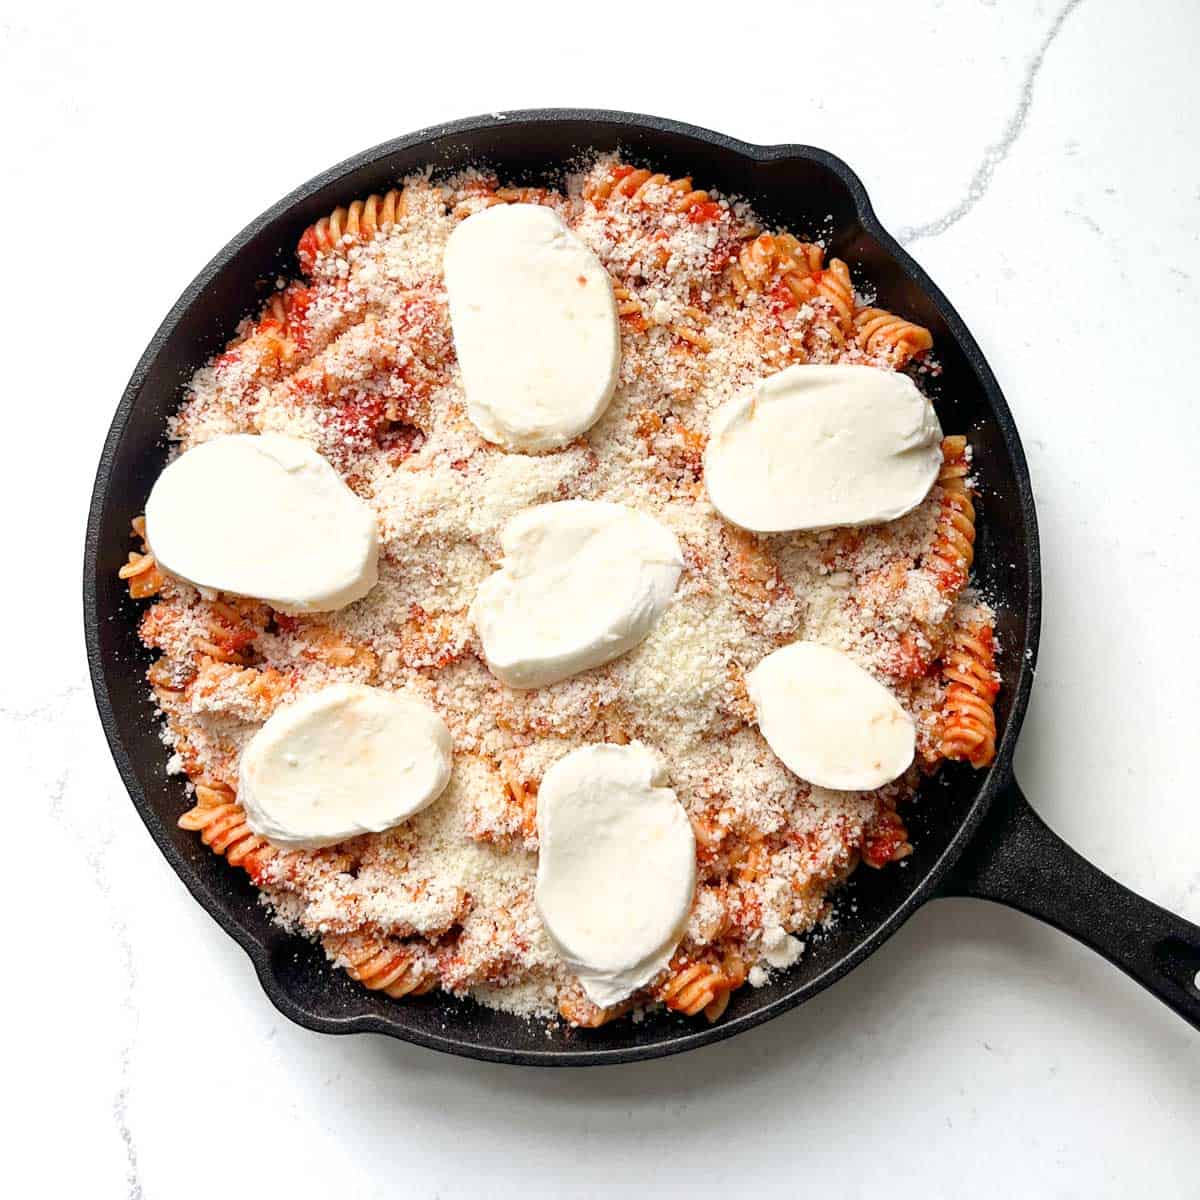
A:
[6,0,1200,1195]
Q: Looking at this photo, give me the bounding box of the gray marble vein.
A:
[1064,208,1104,236]
[898,0,1086,244]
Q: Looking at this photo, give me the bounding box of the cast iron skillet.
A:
[83,110,1200,1064]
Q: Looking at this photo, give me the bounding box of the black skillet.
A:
[83,110,1200,1064]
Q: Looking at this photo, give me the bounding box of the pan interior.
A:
[85,113,1037,1063]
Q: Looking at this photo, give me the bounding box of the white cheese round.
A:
[535,743,696,1008]
[144,433,378,613]
[469,500,683,689]
[238,683,453,849]
[704,364,943,533]
[443,204,620,452]
[746,641,915,791]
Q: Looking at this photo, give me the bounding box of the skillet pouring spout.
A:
[937,778,1200,1031]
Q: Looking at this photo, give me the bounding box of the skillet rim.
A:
[83,108,1042,1066]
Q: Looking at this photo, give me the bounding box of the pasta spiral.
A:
[787,258,856,344]
[854,306,933,367]
[323,933,437,999]
[941,622,999,767]
[193,778,236,808]
[583,164,713,215]
[192,599,262,665]
[119,551,162,599]
[928,435,976,593]
[449,184,561,220]
[118,516,164,600]
[728,231,826,299]
[774,232,826,277]
[297,189,408,270]
[658,953,746,1022]
[177,796,282,883]
[732,232,785,293]
[727,231,922,357]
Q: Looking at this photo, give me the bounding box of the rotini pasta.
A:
[928,435,977,594]
[724,230,931,370]
[787,258,856,345]
[117,517,164,600]
[177,794,283,884]
[854,306,934,367]
[324,932,438,999]
[658,953,747,1022]
[728,231,825,300]
[583,164,715,217]
[191,598,263,665]
[940,619,1000,767]
[298,189,410,270]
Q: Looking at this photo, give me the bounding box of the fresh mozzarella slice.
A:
[444,204,620,452]
[469,500,683,689]
[746,641,915,791]
[535,743,696,1008]
[145,434,378,612]
[704,364,943,533]
[238,683,453,849]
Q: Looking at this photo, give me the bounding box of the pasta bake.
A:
[119,158,999,1026]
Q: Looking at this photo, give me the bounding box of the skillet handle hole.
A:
[1152,936,1200,999]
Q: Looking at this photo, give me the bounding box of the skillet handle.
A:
[937,777,1200,1032]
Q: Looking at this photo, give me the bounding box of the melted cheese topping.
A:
[145,434,378,612]
[704,365,943,533]
[444,204,620,452]
[535,743,696,1007]
[239,684,453,848]
[469,500,683,688]
[746,641,915,790]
